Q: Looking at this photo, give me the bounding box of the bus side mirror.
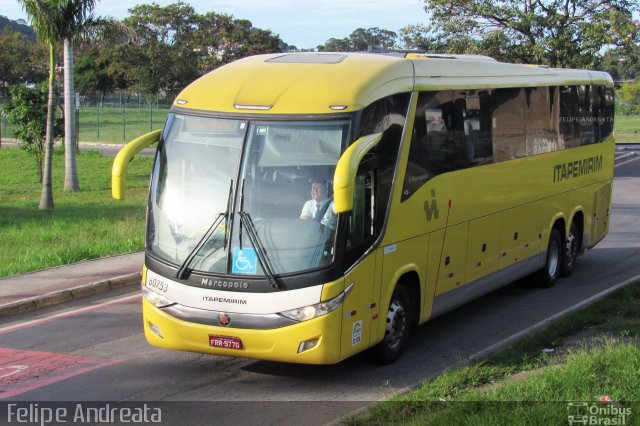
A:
[333,133,382,213]
[111,129,161,200]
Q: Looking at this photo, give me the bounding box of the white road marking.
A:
[615,153,640,168]
[0,293,140,335]
[0,365,28,379]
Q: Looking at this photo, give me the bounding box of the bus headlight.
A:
[279,282,354,322]
[142,286,175,308]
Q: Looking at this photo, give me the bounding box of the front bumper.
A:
[142,298,344,364]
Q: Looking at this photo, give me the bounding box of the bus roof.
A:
[174,53,613,115]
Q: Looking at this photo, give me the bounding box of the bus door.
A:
[340,171,379,358]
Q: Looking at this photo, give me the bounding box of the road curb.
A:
[0,272,141,318]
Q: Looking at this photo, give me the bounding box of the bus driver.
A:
[300,179,336,229]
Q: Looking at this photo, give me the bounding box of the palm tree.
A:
[59,0,132,192]
[20,0,66,209]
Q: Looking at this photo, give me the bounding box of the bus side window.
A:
[578,85,595,145]
[492,88,526,162]
[525,87,558,155]
[591,85,604,143]
[401,91,452,201]
[601,86,614,139]
[345,93,410,267]
[560,86,580,148]
[460,90,493,165]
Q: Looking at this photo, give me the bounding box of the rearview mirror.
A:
[333,133,382,213]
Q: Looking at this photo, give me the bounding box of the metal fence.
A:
[1,91,174,145]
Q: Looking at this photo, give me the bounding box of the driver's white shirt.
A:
[300,198,336,229]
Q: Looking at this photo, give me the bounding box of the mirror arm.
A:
[333,133,382,213]
[112,129,161,200]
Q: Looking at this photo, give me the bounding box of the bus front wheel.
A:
[537,228,562,288]
[374,285,412,364]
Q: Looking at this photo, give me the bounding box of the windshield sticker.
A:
[352,321,362,346]
[232,247,258,274]
[256,126,269,135]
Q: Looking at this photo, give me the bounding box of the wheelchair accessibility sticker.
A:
[232,247,258,274]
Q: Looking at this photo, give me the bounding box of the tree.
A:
[317,37,351,52]
[406,0,640,67]
[19,0,67,209]
[213,18,281,64]
[2,83,62,182]
[401,23,523,62]
[57,0,131,192]
[124,2,200,96]
[599,48,640,81]
[123,4,282,94]
[236,20,280,57]
[0,15,37,39]
[617,81,640,115]
[317,27,399,52]
[74,46,115,105]
[349,27,398,51]
[0,28,47,97]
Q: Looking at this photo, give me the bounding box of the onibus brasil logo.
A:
[567,397,632,425]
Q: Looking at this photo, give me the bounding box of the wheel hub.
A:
[548,241,559,277]
[384,301,406,351]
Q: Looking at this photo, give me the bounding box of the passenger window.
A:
[492,88,526,162]
[601,86,615,139]
[403,90,494,201]
[578,85,595,145]
[525,87,559,155]
[461,90,493,164]
[591,85,604,143]
[402,91,451,201]
[560,86,580,148]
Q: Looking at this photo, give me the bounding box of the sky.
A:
[0,0,428,49]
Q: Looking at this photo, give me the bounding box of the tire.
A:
[560,222,579,277]
[537,228,562,288]
[374,285,412,364]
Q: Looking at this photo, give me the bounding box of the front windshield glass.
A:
[232,120,350,275]
[147,114,245,273]
[148,114,351,276]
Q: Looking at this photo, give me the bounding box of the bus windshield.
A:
[147,114,350,276]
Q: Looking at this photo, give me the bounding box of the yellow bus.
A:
[112,53,614,364]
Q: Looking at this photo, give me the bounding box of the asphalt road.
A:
[1,157,639,426]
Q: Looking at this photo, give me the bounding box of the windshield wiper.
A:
[238,180,280,289]
[176,180,234,280]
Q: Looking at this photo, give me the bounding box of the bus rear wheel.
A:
[374,285,411,364]
[537,228,562,288]
[560,222,579,277]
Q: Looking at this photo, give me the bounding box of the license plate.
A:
[209,335,242,350]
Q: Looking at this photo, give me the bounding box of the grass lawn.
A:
[614,115,640,143]
[347,282,640,425]
[0,148,154,277]
[77,106,170,143]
